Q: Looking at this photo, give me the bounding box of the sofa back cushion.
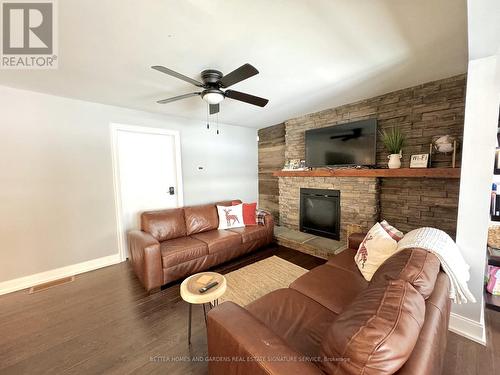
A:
[141,208,186,242]
[371,248,441,299]
[215,199,241,207]
[320,279,425,375]
[184,204,219,235]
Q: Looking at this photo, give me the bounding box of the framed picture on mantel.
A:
[494,148,500,175]
[410,154,429,168]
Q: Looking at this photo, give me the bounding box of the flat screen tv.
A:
[305,119,377,167]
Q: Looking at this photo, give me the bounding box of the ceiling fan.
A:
[151,63,269,115]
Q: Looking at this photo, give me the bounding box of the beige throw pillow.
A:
[354,222,398,281]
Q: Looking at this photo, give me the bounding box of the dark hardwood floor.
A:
[0,245,498,374]
[0,246,323,374]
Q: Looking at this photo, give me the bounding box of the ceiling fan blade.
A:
[225,90,269,107]
[219,63,259,88]
[209,103,220,115]
[157,92,200,104]
[151,65,204,87]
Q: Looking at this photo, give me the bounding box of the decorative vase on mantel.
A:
[380,127,406,170]
[387,152,402,169]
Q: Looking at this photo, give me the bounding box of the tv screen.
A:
[305,119,377,167]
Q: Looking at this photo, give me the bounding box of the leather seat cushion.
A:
[320,279,425,375]
[227,226,267,243]
[326,248,362,275]
[246,288,338,358]
[191,229,241,253]
[141,208,186,241]
[160,237,208,268]
[290,264,368,314]
[371,248,441,299]
[184,204,219,235]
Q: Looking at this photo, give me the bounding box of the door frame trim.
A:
[110,123,184,261]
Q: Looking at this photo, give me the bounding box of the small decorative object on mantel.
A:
[282,159,308,171]
[380,127,405,169]
[431,135,458,168]
[410,154,429,168]
[493,148,500,175]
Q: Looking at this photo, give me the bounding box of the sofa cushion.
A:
[371,247,441,299]
[141,208,186,241]
[290,264,367,314]
[398,272,451,375]
[246,288,338,358]
[215,199,241,207]
[326,248,361,275]
[227,225,268,243]
[160,237,208,268]
[191,229,241,253]
[184,204,219,235]
[320,279,425,375]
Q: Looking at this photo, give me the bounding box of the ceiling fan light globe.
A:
[202,92,224,105]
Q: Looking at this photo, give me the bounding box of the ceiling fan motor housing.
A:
[201,69,223,86]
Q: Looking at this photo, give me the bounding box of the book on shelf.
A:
[488,246,500,258]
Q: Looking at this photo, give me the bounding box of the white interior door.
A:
[112,124,183,260]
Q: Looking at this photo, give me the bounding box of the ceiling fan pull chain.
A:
[216,112,219,135]
[206,103,210,130]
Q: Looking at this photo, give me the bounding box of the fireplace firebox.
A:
[299,188,340,240]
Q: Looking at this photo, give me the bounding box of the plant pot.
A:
[388,153,402,169]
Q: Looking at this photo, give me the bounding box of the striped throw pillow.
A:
[380,220,404,242]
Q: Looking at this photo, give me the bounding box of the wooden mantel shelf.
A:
[273,167,461,179]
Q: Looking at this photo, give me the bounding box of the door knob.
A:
[169,187,175,195]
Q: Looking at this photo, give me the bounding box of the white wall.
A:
[0,86,257,285]
[453,55,500,344]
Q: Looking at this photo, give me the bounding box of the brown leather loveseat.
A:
[208,233,451,375]
[128,200,274,292]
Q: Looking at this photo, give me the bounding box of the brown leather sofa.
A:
[207,233,451,375]
[128,200,274,292]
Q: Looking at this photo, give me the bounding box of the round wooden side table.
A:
[180,272,227,345]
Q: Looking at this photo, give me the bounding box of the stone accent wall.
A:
[380,178,459,238]
[273,74,465,238]
[279,177,379,242]
[258,123,285,222]
[284,74,466,169]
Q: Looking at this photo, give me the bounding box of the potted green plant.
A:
[380,127,405,169]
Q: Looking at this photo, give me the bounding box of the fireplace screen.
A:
[300,188,340,240]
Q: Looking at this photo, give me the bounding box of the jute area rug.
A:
[218,256,307,306]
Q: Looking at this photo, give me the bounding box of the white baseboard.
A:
[0,253,122,296]
[448,312,486,345]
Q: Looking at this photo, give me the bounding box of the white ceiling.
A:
[0,0,468,128]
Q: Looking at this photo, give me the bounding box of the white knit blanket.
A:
[397,227,476,304]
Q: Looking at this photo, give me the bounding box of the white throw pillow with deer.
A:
[217,204,245,230]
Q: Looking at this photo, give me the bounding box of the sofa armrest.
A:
[348,232,366,250]
[262,211,275,243]
[207,301,324,375]
[127,230,163,292]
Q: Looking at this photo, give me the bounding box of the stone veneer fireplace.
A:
[300,188,340,240]
[279,177,379,243]
[260,75,465,248]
